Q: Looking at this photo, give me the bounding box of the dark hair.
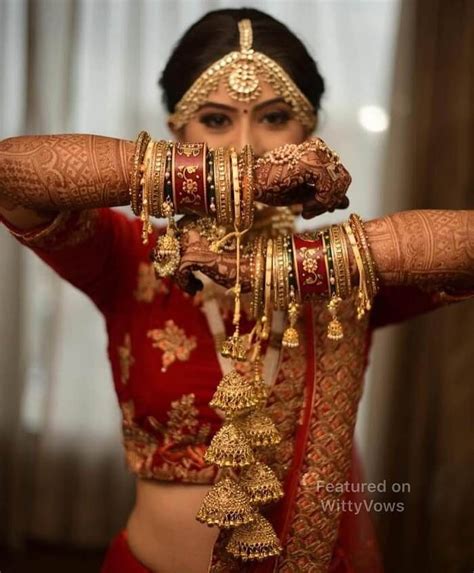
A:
[159,8,325,114]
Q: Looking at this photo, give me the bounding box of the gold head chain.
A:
[169,19,316,131]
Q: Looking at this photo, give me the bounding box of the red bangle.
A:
[172,142,208,215]
[292,232,330,300]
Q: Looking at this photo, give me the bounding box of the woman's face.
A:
[171,78,311,157]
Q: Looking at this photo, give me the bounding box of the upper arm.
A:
[0,206,144,314]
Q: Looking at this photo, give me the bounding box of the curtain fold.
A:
[368,1,474,571]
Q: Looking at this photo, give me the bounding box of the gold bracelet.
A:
[240,144,255,229]
[223,147,233,225]
[151,140,168,218]
[349,214,379,298]
[343,221,370,318]
[130,130,151,215]
[214,147,232,226]
[250,235,265,320]
[329,224,350,299]
[272,235,287,310]
[140,140,154,244]
[230,148,241,229]
[262,238,274,340]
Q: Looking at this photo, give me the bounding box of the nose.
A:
[234,119,252,153]
[232,115,264,157]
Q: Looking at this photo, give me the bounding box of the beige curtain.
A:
[368,1,474,571]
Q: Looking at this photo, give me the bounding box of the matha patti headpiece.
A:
[169,19,317,131]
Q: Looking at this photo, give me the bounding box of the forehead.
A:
[204,77,283,110]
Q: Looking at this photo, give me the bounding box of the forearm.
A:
[366,210,474,293]
[0,134,133,210]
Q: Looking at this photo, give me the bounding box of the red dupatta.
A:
[211,296,382,572]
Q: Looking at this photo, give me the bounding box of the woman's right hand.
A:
[253,137,351,217]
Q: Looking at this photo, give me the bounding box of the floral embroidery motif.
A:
[147,320,197,372]
[134,261,169,302]
[120,395,215,483]
[117,332,134,384]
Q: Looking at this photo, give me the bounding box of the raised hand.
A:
[174,217,250,295]
[253,137,351,217]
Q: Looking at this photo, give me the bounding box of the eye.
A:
[199,113,231,129]
[261,109,291,126]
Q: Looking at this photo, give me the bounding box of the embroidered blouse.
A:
[1,207,449,487]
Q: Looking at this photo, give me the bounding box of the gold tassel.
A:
[204,423,255,467]
[327,295,344,340]
[282,289,300,348]
[226,513,282,561]
[240,462,284,505]
[237,410,282,448]
[196,475,255,528]
[250,377,269,407]
[282,325,299,348]
[220,332,248,361]
[209,370,260,416]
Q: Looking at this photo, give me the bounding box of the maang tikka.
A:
[169,19,316,131]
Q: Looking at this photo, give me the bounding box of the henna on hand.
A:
[176,225,251,294]
[366,210,474,294]
[253,137,352,213]
[0,135,134,210]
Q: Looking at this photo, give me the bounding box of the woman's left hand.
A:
[174,218,249,295]
[254,137,351,217]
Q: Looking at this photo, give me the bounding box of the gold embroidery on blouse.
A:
[120,395,215,483]
[147,320,197,372]
[134,262,170,302]
[148,393,211,445]
[117,332,134,384]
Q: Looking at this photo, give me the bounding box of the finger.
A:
[337,196,350,210]
[174,269,203,295]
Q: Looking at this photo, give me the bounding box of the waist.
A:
[126,478,219,573]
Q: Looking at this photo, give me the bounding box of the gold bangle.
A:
[282,234,291,308]
[230,148,241,229]
[343,222,370,318]
[273,235,287,310]
[349,214,379,297]
[140,140,154,244]
[240,144,255,229]
[214,147,231,226]
[329,224,350,299]
[130,130,151,215]
[262,238,274,340]
[223,147,233,225]
[151,140,168,218]
[251,235,265,320]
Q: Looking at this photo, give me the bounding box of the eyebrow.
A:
[197,97,289,114]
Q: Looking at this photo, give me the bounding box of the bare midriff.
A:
[126,478,220,573]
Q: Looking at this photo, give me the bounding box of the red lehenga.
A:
[1,207,449,572]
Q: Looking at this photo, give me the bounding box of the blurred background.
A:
[0,0,472,572]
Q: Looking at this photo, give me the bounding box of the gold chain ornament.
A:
[169,19,316,132]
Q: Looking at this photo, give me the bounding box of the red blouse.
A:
[1,207,448,487]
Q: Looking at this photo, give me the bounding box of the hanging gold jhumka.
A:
[197,145,284,561]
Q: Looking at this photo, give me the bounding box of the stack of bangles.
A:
[248,214,379,344]
[129,131,255,277]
